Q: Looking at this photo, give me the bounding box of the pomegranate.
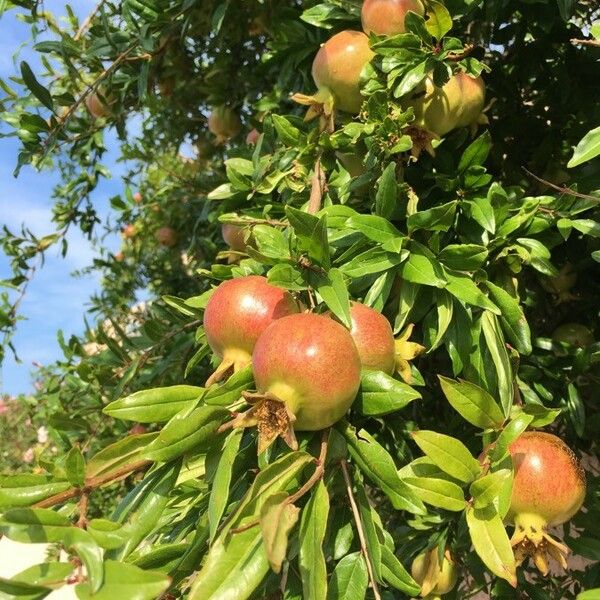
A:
[552,323,594,349]
[541,263,577,301]
[344,302,395,373]
[309,30,374,115]
[115,251,125,262]
[221,224,248,253]
[246,128,260,145]
[361,0,425,36]
[85,91,113,119]
[507,432,586,574]
[403,72,485,137]
[122,224,136,240]
[224,313,361,452]
[203,276,300,387]
[208,106,242,143]
[132,191,143,204]
[155,226,178,247]
[411,548,457,597]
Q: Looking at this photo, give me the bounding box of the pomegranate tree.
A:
[346,302,395,373]
[411,548,457,598]
[404,71,485,137]
[208,106,242,143]
[507,432,586,574]
[225,313,361,452]
[203,276,300,386]
[361,0,425,36]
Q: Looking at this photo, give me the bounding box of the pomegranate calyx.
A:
[226,391,298,453]
[291,88,335,133]
[511,512,570,575]
[205,349,252,387]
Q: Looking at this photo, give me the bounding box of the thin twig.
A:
[73,0,107,41]
[340,460,382,600]
[76,492,89,529]
[307,155,325,215]
[522,167,600,202]
[570,38,600,48]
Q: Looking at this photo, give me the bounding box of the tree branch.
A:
[570,38,600,48]
[73,0,107,41]
[521,167,600,202]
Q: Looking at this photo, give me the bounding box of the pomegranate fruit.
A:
[208,106,242,143]
[552,323,594,349]
[155,227,178,247]
[297,30,374,118]
[132,192,142,204]
[411,548,457,598]
[122,224,136,240]
[115,251,125,262]
[507,432,586,574]
[85,91,113,119]
[246,128,260,145]
[225,313,361,452]
[344,302,395,373]
[361,0,425,36]
[404,72,485,137]
[221,224,248,253]
[203,276,300,387]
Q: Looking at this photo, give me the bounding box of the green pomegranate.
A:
[552,323,594,350]
[361,0,425,36]
[411,548,458,598]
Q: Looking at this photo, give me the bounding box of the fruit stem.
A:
[341,459,382,600]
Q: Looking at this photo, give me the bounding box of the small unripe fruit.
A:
[552,323,594,349]
[155,227,178,247]
[508,432,586,574]
[203,276,300,386]
[208,106,242,143]
[346,303,395,373]
[85,91,113,119]
[361,0,425,36]
[312,31,374,114]
[221,224,248,253]
[246,128,260,145]
[122,224,136,240]
[411,548,457,597]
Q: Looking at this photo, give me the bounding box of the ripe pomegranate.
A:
[224,313,361,452]
[203,276,300,387]
[311,30,374,114]
[507,432,586,574]
[344,302,395,373]
[552,323,594,349]
[208,106,242,143]
[155,227,178,247]
[404,72,485,137]
[85,91,113,119]
[246,128,260,145]
[361,0,425,36]
[122,224,136,240]
[132,191,143,204]
[411,548,457,597]
[221,224,248,253]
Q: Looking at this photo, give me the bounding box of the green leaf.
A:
[204,366,254,405]
[75,560,170,600]
[259,492,300,574]
[567,125,600,168]
[577,589,600,600]
[0,475,71,509]
[327,552,368,600]
[402,242,447,287]
[403,476,466,511]
[380,545,420,597]
[458,131,492,173]
[407,201,457,233]
[375,163,397,220]
[412,430,481,483]
[313,268,351,328]
[340,248,405,278]
[465,505,516,587]
[445,270,499,314]
[143,405,229,462]
[424,0,452,39]
[86,433,156,479]
[87,519,127,550]
[103,385,204,422]
[286,206,330,269]
[20,61,53,111]
[208,429,243,541]
[439,376,505,429]
[357,369,421,416]
[485,282,531,355]
[0,577,51,600]
[469,469,512,509]
[438,244,488,271]
[463,195,495,233]
[489,413,533,463]
[428,289,453,352]
[354,481,382,581]
[299,480,329,600]
[346,214,402,243]
[65,447,85,488]
[271,114,302,146]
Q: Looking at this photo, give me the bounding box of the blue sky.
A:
[0,1,123,395]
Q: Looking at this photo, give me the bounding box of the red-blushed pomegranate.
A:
[115,251,124,262]
[310,30,374,115]
[132,192,143,204]
[404,71,485,137]
[552,323,593,349]
[221,224,248,253]
[208,106,242,143]
[411,548,457,597]
[508,432,586,574]
[246,128,260,145]
[223,313,361,452]
[122,224,136,240]
[346,302,395,373]
[155,227,178,247]
[203,276,300,387]
[361,0,425,36]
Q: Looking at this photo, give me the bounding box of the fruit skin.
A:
[221,224,248,252]
[203,276,300,386]
[85,92,113,119]
[252,313,361,431]
[552,323,594,349]
[507,431,586,574]
[208,106,242,142]
[404,72,485,136]
[346,302,395,374]
[361,0,425,36]
[312,30,374,114]
[155,227,178,247]
[411,548,458,597]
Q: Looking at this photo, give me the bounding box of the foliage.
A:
[1,0,600,599]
